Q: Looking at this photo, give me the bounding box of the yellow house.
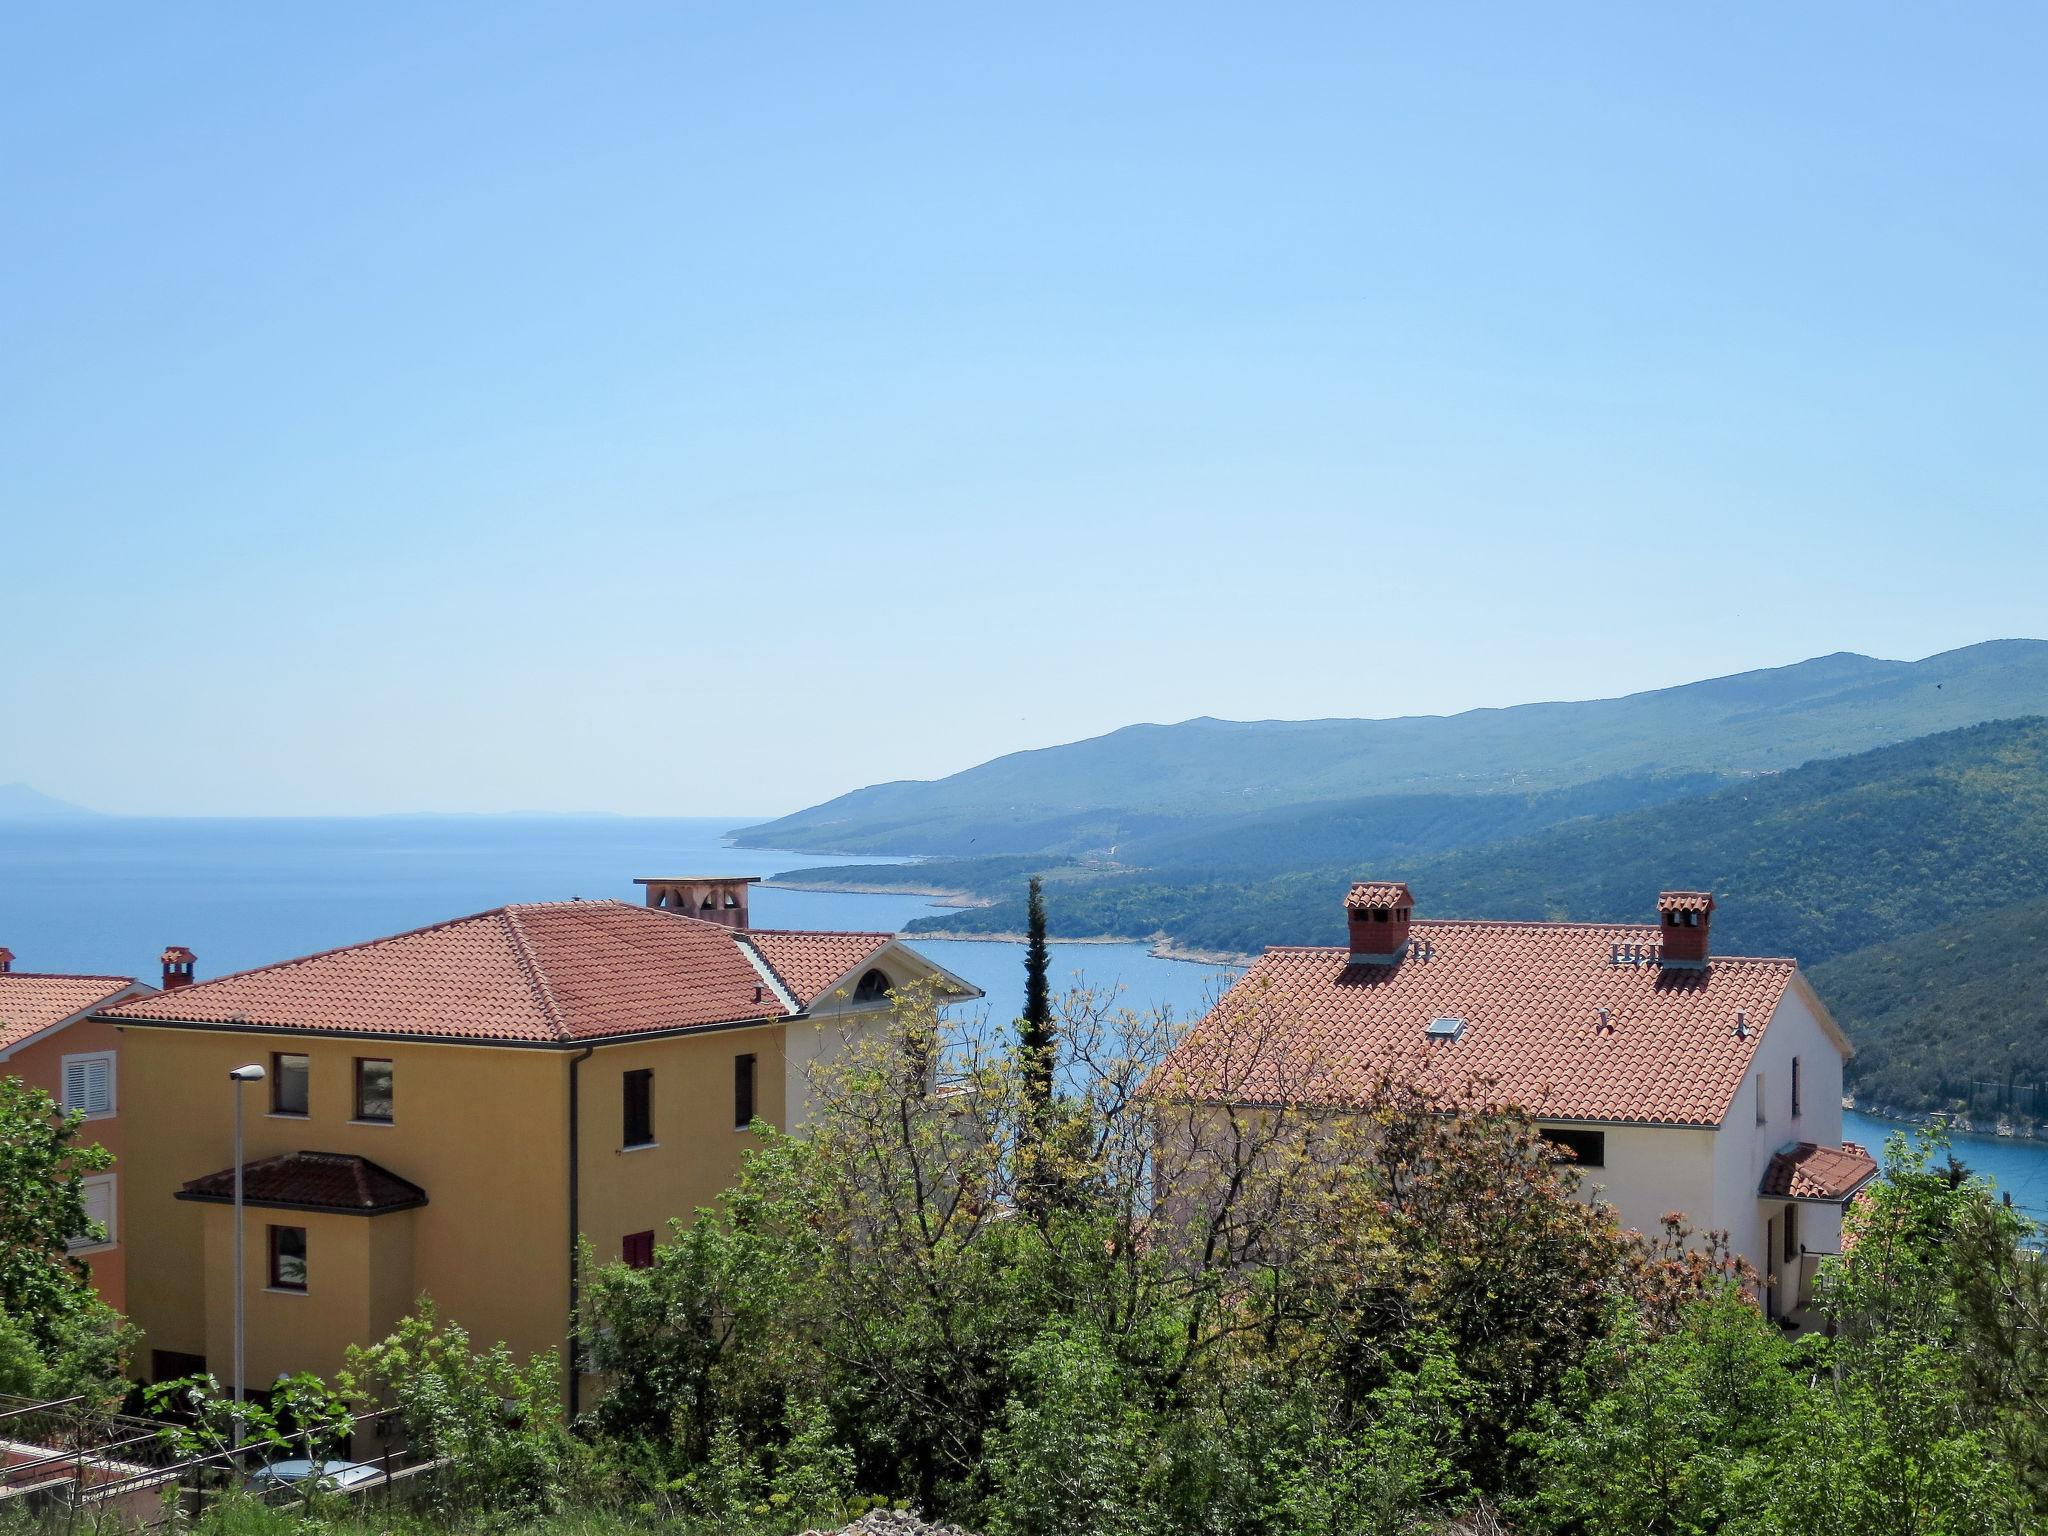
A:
[95,878,979,1410]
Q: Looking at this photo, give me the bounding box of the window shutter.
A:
[85,1058,113,1115]
[61,1055,113,1115]
[69,1176,115,1250]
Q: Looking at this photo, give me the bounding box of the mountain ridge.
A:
[735,639,2048,856]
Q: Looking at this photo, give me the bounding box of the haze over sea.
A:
[1,814,2038,1221]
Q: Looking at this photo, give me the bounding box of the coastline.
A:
[895,926,1253,970]
[761,878,990,910]
[764,877,1252,968]
[1847,1103,2043,1146]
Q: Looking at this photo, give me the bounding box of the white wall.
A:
[1707,981,1850,1315]
[1544,1122,1721,1245]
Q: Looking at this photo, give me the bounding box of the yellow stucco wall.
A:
[119,1026,571,1382]
[574,1024,787,1266]
[119,1017,791,1392]
[194,1203,416,1389]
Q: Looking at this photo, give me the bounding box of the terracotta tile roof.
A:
[0,973,143,1053]
[102,901,801,1045]
[1346,882,1413,910]
[1761,1140,1879,1202]
[176,1152,426,1214]
[1160,920,1800,1127]
[746,930,894,1005]
[1658,891,1716,914]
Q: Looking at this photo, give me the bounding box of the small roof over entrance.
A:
[175,1152,427,1215]
[1760,1141,1878,1203]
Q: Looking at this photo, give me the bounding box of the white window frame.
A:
[70,1173,117,1253]
[61,1050,117,1119]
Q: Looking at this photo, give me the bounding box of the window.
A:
[151,1350,206,1385]
[1790,1056,1803,1119]
[1755,1071,1767,1126]
[1540,1128,1606,1168]
[354,1059,393,1122]
[1783,1202,1799,1263]
[622,1069,654,1148]
[69,1174,116,1252]
[853,968,892,1003]
[61,1051,116,1118]
[734,1054,757,1130]
[622,1231,655,1269]
[268,1226,307,1291]
[272,1053,310,1116]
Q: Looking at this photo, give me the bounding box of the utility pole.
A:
[227,1063,266,1459]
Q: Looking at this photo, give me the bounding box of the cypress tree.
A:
[1020,876,1055,1123]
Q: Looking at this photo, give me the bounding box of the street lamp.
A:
[227,1063,265,1456]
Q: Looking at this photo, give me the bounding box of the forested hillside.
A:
[1814,894,2048,1126]
[737,641,2048,856]
[904,717,2048,965]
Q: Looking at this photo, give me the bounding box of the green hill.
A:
[906,717,2048,970]
[736,640,2048,856]
[1813,894,2048,1128]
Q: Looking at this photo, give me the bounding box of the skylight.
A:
[1426,1015,1465,1042]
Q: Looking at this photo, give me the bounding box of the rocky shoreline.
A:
[762,878,1253,969]
[1850,1102,2043,1144]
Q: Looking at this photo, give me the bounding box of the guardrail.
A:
[0,1394,436,1527]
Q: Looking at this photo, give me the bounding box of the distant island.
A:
[0,782,98,820]
[746,641,2048,1133]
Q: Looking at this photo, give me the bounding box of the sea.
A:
[2,813,2040,1222]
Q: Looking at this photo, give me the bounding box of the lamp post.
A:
[227,1063,265,1457]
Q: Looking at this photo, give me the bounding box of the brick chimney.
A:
[160,945,196,990]
[1657,891,1714,969]
[0,947,13,974]
[635,876,760,931]
[1346,882,1414,965]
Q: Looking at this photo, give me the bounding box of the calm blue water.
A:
[1845,1110,2048,1225]
[0,815,1236,1031]
[2,816,2039,1221]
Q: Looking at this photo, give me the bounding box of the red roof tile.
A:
[1761,1141,1878,1201]
[176,1152,426,1214]
[0,973,143,1053]
[747,930,894,1006]
[1346,882,1413,910]
[103,902,805,1044]
[1160,920,1800,1126]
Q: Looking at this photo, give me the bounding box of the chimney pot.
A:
[634,876,760,931]
[0,946,12,975]
[160,945,197,990]
[1346,881,1414,965]
[1656,891,1714,969]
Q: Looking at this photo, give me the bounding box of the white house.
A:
[1165,882,1875,1326]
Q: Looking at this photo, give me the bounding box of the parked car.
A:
[248,1458,383,1495]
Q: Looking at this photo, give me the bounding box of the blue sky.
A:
[4,4,2043,816]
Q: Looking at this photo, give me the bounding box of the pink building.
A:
[0,948,159,1308]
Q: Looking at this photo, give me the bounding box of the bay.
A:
[2,814,2039,1221]
[0,812,1236,1032]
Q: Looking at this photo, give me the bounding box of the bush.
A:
[340,1298,585,1519]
